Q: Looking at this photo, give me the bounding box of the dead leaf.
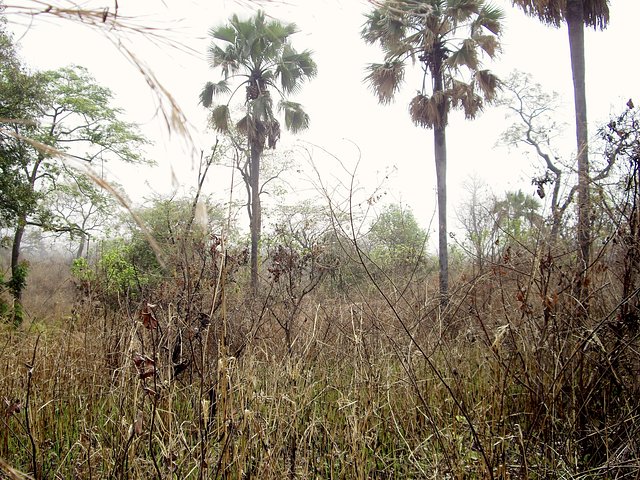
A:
[140,304,158,330]
[134,410,143,435]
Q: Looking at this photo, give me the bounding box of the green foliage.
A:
[1,260,29,325]
[98,239,152,298]
[1,41,148,309]
[368,203,429,274]
[70,257,96,284]
[0,271,10,321]
[130,195,233,247]
[89,196,233,303]
[2,58,147,232]
[35,65,148,164]
[493,189,542,243]
[7,260,28,298]
[0,29,42,228]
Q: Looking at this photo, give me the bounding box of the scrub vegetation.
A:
[1,1,638,479]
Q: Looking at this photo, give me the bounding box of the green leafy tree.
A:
[362,0,504,303]
[511,0,610,296]
[368,203,428,275]
[2,64,147,318]
[0,25,41,230]
[200,10,317,292]
[49,171,119,258]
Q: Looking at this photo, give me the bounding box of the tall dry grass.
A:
[1,232,638,479]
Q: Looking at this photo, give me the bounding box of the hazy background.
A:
[5,0,639,237]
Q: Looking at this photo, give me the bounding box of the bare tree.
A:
[497,71,576,246]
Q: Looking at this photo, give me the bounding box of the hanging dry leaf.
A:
[134,410,143,435]
[132,353,156,379]
[139,367,155,379]
[140,304,158,330]
[132,353,145,368]
[4,397,22,416]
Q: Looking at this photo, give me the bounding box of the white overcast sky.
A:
[4,0,639,237]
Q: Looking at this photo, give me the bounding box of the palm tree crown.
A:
[512,0,609,29]
[200,10,317,149]
[362,0,504,128]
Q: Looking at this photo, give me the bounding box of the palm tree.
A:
[511,0,609,292]
[362,0,504,303]
[200,10,317,292]
[493,190,542,241]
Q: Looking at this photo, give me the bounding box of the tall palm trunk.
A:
[249,142,262,293]
[435,127,448,303]
[433,66,449,304]
[567,1,591,465]
[567,0,591,296]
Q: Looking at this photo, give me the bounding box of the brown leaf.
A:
[140,304,158,330]
[134,410,143,435]
[132,353,145,368]
[133,354,156,379]
[4,398,22,416]
[139,368,155,380]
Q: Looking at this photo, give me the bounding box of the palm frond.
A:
[476,3,505,34]
[583,0,610,30]
[279,100,310,134]
[409,92,448,129]
[210,25,236,44]
[230,13,258,44]
[446,39,479,70]
[266,119,281,149]
[209,44,239,78]
[200,82,214,107]
[277,45,318,94]
[249,92,274,123]
[200,80,231,107]
[362,6,407,51]
[236,114,252,137]
[365,61,405,105]
[474,69,500,101]
[472,33,499,58]
[445,0,481,22]
[236,114,263,146]
[511,0,563,27]
[448,80,483,119]
[250,14,297,64]
[210,104,231,132]
[264,18,298,43]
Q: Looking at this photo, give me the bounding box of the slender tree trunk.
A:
[434,126,448,304]
[249,142,262,293]
[11,221,25,299]
[567,0,591,300]
[567,2,591,465]
[433,63,449,304]
[76,232,87,259]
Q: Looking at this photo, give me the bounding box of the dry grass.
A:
[2,254,638,479]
